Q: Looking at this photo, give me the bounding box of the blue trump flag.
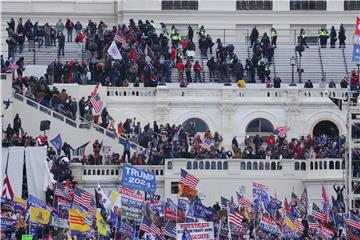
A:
[122,164,156,193]
[182,228,192,240]
[50,134,62,154]
[352,43,360,63]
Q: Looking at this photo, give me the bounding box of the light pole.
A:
[290,57,296,86]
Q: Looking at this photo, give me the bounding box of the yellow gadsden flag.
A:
[69,208,90,233]
[30,207,50,225]
[96,209,108,236]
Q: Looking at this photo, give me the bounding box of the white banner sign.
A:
[176,222,214,240]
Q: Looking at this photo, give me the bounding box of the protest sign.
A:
[120,187,144,221]
[122,165,156,193]
[176,222,214,240]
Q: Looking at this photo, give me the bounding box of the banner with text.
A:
[122,165,156,193]
[120,187,144,221]
[176,222,214,240]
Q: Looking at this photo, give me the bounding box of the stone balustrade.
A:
[107,86,350,100]
[71,158,344,184]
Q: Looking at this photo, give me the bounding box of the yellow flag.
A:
[14,196,26,205]
[243,207,250,222]
[96,209,108,236]
[285,217,298,232]
[30,207,50,225]
[69,208,90,233]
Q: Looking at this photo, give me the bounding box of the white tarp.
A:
[1,147,25,198]
[25,146,54,201]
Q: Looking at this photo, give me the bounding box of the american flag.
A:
[2,153,14,200]
[90,93,103,114]
[140,216,163,239]
[199,142,211,151]
[164,221,176,238]
[236,192,252,210]
[293,218,304,232]
[227,202,244,228]
[273,126,290,138]
[72,141,90,156]
[54,182,71,201]
[320,224,334,239]
[347,213,360,230]
[74,188,96,216]
[179,169,199,190]
[311,203,325,222]
[308,215,319,230]
[114,31,128,48]
[291,192,299,206]
[298,187,308,215]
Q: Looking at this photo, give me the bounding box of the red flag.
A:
[355,17,360,35]
[284,197,291,214]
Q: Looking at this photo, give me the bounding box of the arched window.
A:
[182,118,209,134]
[246,118,274,137]
[265,162,270,170]
[211,161,216,169]
[271,162,276,170]
[301,162,306,170]
[193,161,198,170]
[313,120,339,137]
[217,161,223,170]
[223,161,228,170]
[186,161,191,170]
[199,161,204,170]
[240,162,246,170]
[259,162,264,170]
[253,162,258,170]
[330,161,334,169]
[247,162,252,170]
[205,161,210,170]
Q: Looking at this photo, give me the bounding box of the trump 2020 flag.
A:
[50,134,62,154]
[108,41,122,60]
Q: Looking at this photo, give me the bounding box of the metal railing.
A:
[13,91,146,152]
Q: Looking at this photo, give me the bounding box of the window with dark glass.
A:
[237,0,273,10]
[171,182,179,194]
[162,1,198,10]
[290,0,326,10]
[344,0,360,10]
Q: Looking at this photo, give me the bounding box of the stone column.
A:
[220,87,235,150]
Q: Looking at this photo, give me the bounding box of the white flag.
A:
[107,41,122,60]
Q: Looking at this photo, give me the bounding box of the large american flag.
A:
[140,216,163,239]
[54,182,71,201]
[179,169,199,189]
[114,31,128,48]
[347,213,360,230]
[273,126,290,138]
[74,188,96,216]
[227,202,244,228]
[236,191,252,210]
[311,203,325,222]
[308,215,319,230]
[90,93,103,114]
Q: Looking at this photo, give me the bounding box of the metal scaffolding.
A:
[346,102,360,212]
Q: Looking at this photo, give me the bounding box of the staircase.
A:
[12,92,144,157]
[15,42,85,65]
[321,47,348,82]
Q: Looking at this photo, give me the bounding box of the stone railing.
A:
[166,158,345,180]
[71,158,344,185]
[107,86,351,100]
[71,163,165,183]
